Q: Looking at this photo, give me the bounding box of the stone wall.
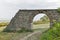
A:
[3,9,60,32]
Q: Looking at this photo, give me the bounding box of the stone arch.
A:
[28,12,51,29]
[28,10,54,29]
[3,9,60,32]
[32,13,50,29]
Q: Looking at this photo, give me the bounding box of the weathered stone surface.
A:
[3,9,60,32]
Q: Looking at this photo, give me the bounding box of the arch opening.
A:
[32,13,50,31]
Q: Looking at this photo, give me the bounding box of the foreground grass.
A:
[0,32,32,40]
[0,26,32,40]
[0,26,19,40]
[0,26,31,40]
[0,32,19,40]
[40,22,60,40]
[0,22,50,40]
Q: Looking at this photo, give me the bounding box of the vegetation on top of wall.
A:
[57,8,60,13]
[40,22,60,40]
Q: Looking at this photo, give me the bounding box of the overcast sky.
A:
[0,0,60,21]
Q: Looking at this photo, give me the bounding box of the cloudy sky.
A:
[0,0,60,21]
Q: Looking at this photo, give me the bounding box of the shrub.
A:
[40,22,60,40]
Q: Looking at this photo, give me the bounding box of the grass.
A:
[0,24,31,40]
[32,23,50,29]
[0,32,19,40]
[0,26,32,40]
[0,22,50,40]
[33,20,49,25]
[0,32,32,40]
[0,26,18,40]
[0,22,8,32]
[0,27,6,32]
[0,22,9,27]
[40,22,60,40]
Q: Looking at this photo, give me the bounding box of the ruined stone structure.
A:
[4,9,60,32]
